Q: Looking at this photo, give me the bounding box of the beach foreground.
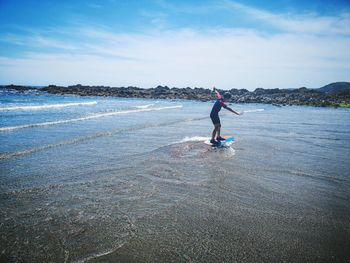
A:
[1,91,349,262]
[92,139,350,263]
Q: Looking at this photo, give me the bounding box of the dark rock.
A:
[1,83,350,107]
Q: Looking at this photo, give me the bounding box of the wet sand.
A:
[1,96,350,262]
[91,137,350,262]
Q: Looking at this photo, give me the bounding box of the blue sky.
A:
[0,0,349,90]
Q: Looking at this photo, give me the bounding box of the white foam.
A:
[73,244,125,263]
[0,101,97,111]
[242,109,264,113]
[178,136,210,143]
[132,104,154,109]
[223,147,235,156]
[0,105,183,132]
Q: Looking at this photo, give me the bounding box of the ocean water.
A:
[0,89,349,262]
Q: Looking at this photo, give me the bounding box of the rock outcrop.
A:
[1,82,350,107]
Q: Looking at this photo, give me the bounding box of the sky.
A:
[0,0,349,90]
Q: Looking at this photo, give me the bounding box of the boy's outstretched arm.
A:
[223,104,241,115]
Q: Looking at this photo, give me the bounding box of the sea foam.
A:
[178,136,210,143]
[242,109,264,113]
[0,101,97,111]
[132,104,154,109]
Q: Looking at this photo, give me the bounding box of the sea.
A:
[0,88,349,262]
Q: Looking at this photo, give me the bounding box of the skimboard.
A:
[204,135,235,147]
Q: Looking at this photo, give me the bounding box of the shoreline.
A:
[1,84,350,108]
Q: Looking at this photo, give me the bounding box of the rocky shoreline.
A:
[1,83,350,107]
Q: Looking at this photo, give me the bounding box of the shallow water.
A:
[1,90,350,262]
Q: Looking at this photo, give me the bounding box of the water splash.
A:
[177,136,210,143]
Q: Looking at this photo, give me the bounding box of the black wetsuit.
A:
[210,99,225,125]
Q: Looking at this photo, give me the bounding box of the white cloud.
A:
[0,33,79,50]
[1,2,350,90]
[221,0,350,36]
[140,10,170,30]
[1,25,349,89]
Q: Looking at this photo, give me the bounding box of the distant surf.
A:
[132,104,154,109]
[0,105,183,132]
[0,101,97,111]
[242,109,264,113]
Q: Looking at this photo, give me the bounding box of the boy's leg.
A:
[216,124,226,141]
[211,126,217,140]
[211,124,220,141]
[216,124,221,138]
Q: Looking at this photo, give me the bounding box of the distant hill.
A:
[318,82,350,93]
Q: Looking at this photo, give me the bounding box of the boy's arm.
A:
[213,86,222,100]
[223,104,240,115]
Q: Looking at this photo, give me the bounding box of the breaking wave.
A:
[242,109,264,113]
[0,101,97,111]
[0,105,183,132]
[0,114,206,160]
[132,104,154,109]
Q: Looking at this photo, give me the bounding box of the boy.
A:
[210,87,240,144]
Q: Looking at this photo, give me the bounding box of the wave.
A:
[0,105,183,132]
[0,101,97,111]
[0,114,206,160]
[242,109,264,113]
[132,104,154,109]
